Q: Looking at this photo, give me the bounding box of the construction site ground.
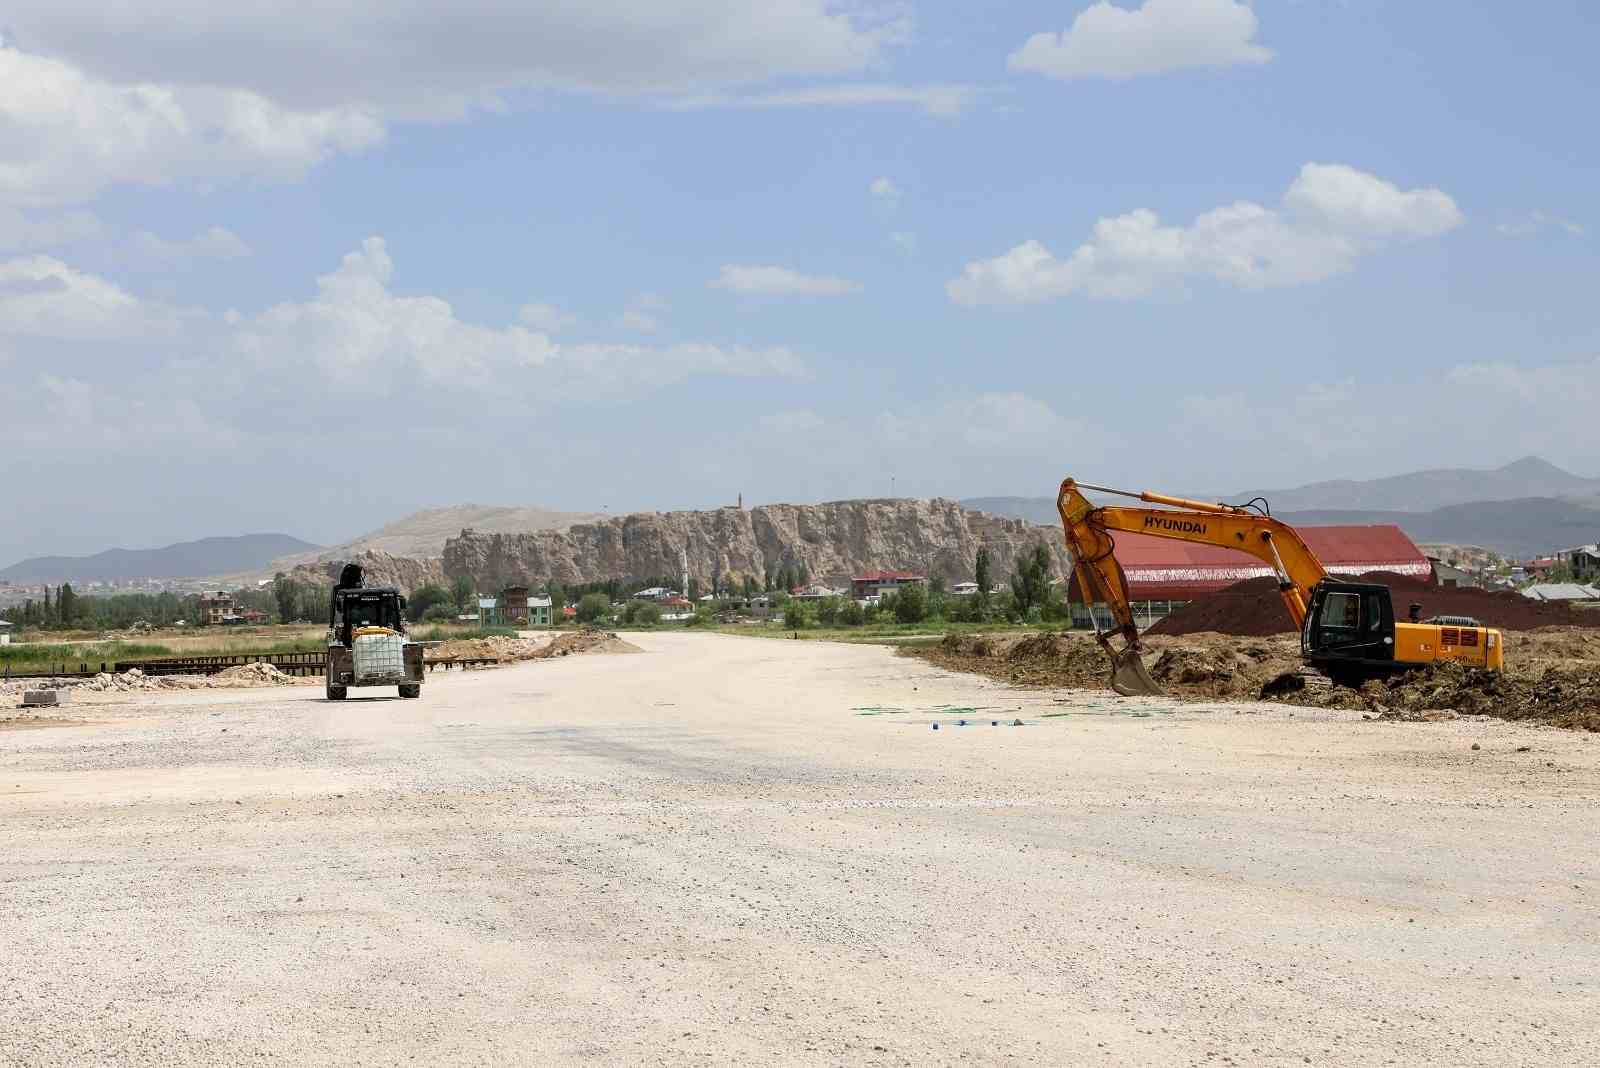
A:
[3,631,1597,1065]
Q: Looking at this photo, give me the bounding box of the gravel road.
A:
[3,632,1597,1066]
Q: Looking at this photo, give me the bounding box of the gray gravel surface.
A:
[3,631,1598,1066]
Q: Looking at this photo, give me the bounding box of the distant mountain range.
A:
[1221,456,1600,514]
[963,457,1600,558]
[0,534,319,584]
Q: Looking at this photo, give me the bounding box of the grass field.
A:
[0,627,327,676]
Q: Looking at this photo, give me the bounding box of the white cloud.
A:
[0,255,186,341]
[947,163,1462,305]
[518,302,578,333]
[662,84,981,118]
[889,231,918,254]
[617,308,661,333]
[1177,355,1600,478]
[0,209,103,252]
[6,3,894,114]
[870,177,900,199]
[677,391,1102,502]
[0,44,383,209]
[224,239,802,397]
[132,226,253,262]
[616,293,668,333]
[1010,0,1272,80]
[711,264,861,296]
[1496,211,1587,238]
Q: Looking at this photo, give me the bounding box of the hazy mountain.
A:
[1225,456,1599,513]
[272,504,605,570]
[960,496,1062,526]
[0,534,319,584]
[1277,498,1600,559]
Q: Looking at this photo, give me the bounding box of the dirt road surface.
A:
[4,632,1597,1065]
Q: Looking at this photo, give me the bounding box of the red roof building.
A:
[1067,524,1431,602]
[851,570,926,600]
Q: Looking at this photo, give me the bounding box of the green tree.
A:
[743,575,758,598]
[797,562,810,587]
[634,602,662,626]
[894,583,926,623]
[815,596,842,626]
[407,583,450,622]
[58,583,78,625]
[783,600,808,630]
[1010,544,1052,616]
[838,599,865,626]
[576,593,610,624]
[272,573,299,623]
[975,546,993,594]
[450,575,475,614]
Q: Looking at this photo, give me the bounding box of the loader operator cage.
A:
[332,588,405,642]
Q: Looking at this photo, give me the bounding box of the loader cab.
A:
[1302,580,1396,673]
[329,587,407,647]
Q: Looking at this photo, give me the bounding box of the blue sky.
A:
[1,1,1596,560]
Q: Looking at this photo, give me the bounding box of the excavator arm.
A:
[1056,478,1331,696]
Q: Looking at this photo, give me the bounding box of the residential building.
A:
[1429,557,1483,589]
[527,596,553,627]
[199,592,235,625]
[1559,544,1600,578]
[660,596,695,620]
[949,581,980,597]
[851,570,926,600]
[632,586,679,602]
[790,583,846,600]
[0,619,12,645]
[477,597,500,626]
[501,585,531,624]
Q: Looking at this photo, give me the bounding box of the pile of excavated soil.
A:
[212,662,301,687]
[908,626,1600,731]
[431,629,641,665]
[532,629,641,658]
[1148,571,1585,638]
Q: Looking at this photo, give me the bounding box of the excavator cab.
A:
[1301,581,1397,677]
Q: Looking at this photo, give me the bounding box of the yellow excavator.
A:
[1056,478,1506,696]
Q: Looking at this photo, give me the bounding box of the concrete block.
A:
[22,689,66,707]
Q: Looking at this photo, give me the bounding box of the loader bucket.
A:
[1110,646,1164,697]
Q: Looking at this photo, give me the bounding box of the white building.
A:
[0,619,12,645]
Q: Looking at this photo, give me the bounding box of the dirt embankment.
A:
[909,627,1600,731]
[1148,571,1587,638]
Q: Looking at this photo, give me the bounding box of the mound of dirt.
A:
[531,629,641,658]
[431,628,641,665]
[908,625,1600,732]
[212,662,299,687]
[1148,572,1585,638]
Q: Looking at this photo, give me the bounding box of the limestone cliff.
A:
[288,550,447,593]
[441,499,1070,591]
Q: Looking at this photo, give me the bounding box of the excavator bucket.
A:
[1109,646,1164,697]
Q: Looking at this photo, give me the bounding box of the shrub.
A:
[633,602,662,626]
[576,593,611,624]
[814,596,842,626]
[894,583,927,624]
[422,604,456,622]
[783,602,808,630]
[838,600,865,626]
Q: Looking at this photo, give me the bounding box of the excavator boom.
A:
[1057,478,1331,696]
